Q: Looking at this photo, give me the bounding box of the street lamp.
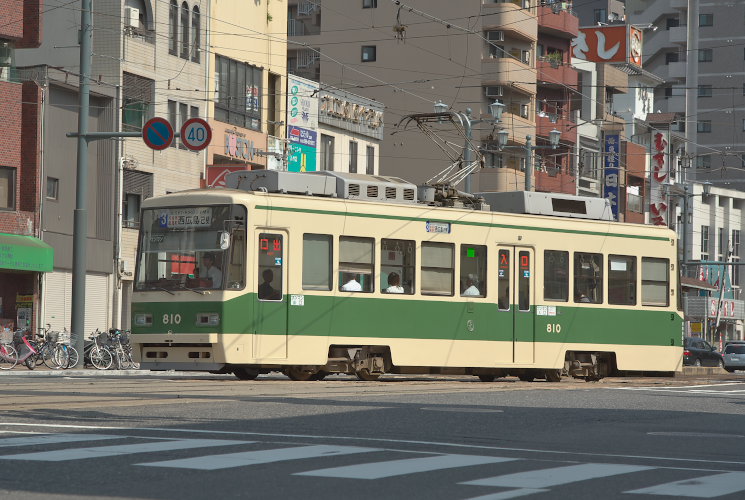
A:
[432,100,503,193]
[495,128,562,191]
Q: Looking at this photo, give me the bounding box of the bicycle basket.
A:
[47,331,59,343]
[0,330,12,344]
[57,331,70,345]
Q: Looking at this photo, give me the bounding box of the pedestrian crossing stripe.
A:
[625,471,745,498]
[462,463,654,488]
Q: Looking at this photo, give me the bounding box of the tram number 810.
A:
[546,323,562,333]
[163,313,182,325]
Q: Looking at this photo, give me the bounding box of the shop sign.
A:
[572,25,643,66]
[207,166,246,188]
[649,130,669,226]
[603,134,620,221]
[16,294,33,304]
[319,95,383,130]
[287,142,317,172]
[224,130,255,161]
[288,126,317,148]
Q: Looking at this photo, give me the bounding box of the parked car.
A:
[683,337,724,368]
[723,343,745,372]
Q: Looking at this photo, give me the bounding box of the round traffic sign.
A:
[142,117,174,150]
[180,118,212,152]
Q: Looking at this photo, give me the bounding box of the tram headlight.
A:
[134,313,152,327]
[197,313,220,326]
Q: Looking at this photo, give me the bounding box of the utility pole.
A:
[524,135,533,192]
[70,0,93,365]
[684,0,699,183]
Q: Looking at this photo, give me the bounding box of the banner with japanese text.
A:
[603,134,620,221]
[649,130,670,226]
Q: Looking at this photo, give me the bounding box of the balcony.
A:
[669,26,687,45]
[537,59,578,88]
[482,2,537,42]
[482,57,536,95]
[536,112,577,144]
[668,61,687,79]
[537,5,578,39]
[490,112,535,146]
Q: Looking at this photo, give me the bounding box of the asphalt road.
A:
[0,372,743,500]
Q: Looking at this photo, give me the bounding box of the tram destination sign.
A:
[426,221,451,234]
[159,207,213,228]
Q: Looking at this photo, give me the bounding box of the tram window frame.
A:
[421,242,454,296]
[338,236,374,293]
[642,257,669,306]
[497,249,510,310]
[225,227,246,290]
[608,255,636,305]
[574,252,603,304]
[257,233,284,301]
[460,244,487,298]
[302,233,332,291]
[518,250,531,311]
[381,238,415,294]
[544,250,569,302]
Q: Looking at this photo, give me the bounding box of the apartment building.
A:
[287,0,581,194]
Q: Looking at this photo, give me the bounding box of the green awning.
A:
[0,233,54,272]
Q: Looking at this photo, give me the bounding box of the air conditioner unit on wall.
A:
[124,7,139,28]
[487,30,504,42]
[484,85,503,98]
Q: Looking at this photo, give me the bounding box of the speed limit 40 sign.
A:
[180,118,212,151]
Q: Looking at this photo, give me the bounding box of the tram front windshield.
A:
[135,204,246,292]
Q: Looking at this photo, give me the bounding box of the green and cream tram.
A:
[131,171,683,381]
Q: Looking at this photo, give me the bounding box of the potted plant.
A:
[545,52,563,68]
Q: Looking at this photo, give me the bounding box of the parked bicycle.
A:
[84,329,113,370]
[0,330,18,370]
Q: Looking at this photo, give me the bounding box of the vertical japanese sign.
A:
[649,130,669,226]
[286,75,319,172]
[604,134,620,221]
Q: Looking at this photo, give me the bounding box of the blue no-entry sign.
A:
[180,118,212,151]
[142,117,174,150]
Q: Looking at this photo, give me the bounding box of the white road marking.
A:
[297,454,515,479]
[0,423,743,467]
[464,489,550,500]
[462,463,654,488]
[0,433,122,447]
[0,438,250,461]
[626,471,745,497]
[139,445,380,470]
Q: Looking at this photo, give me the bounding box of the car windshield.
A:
[135,204,247,291]
[725,345,745,354]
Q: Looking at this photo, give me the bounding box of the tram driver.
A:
[199,252,223,289]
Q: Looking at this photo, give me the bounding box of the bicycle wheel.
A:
[66,345,79,368]
[90,346,113,370]
[0,344,18,370]
[43,344,64,369]
[50,345,69,369]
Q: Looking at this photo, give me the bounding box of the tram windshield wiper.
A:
[181,286,205,295]
[149,286,175,295]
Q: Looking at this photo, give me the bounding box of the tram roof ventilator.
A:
[225,170,419,205]
[476,191,614,221]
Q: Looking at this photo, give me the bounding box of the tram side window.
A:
[498,249,510,310]
[257,233,283,300]
[381,238,415,294]
[544,250,569,302]
[460,244,486,297]
[339,236,374,292]
[608,255,636,305]
[303,234,332,291]
[225,228,246,289]
[574,252,603,303]
[421,242,454,296]
[642,257,669,306]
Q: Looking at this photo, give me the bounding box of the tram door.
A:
[254,231,288,359]
[496,246,535,363]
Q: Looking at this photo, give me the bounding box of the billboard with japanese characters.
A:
[603,134,620,221]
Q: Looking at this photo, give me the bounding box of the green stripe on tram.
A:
[132,295,683,348]
[253,205,671,242]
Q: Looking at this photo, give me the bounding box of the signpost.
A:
[142,117,174,150]
[180,118,212,151]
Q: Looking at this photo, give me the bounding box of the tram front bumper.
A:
[132,333,224,372]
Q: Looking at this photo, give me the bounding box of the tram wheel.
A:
[285,367,315,381]
[545,369,561,383]
[355,369,380,381]
[233,367,259,380]
[477,375,495,382]
[309,371,328,381]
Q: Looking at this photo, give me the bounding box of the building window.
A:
[169,0,178,56]
[666,17,679,29]
[733,230,741,286]
[665,52,679,64]
[699,13,713,26]
[362,0,377,7]
[698,49,713,62]
[366,145,374,174]
[698,85,712,97]
[180,2,190,59]
[348,140,358,173]
[122,72,154,131]
[593,8,606,23]
[214,54,262,131]
[718,227,725,261]
[697,120,711,133]
[46,177,59,200]
[320,134,335,171]
[0,166,15,210]
[191,6,200,63]
[697,155,711,169]
[122,170,153,228]
[701,225,710,260]
[361,45,376,62]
